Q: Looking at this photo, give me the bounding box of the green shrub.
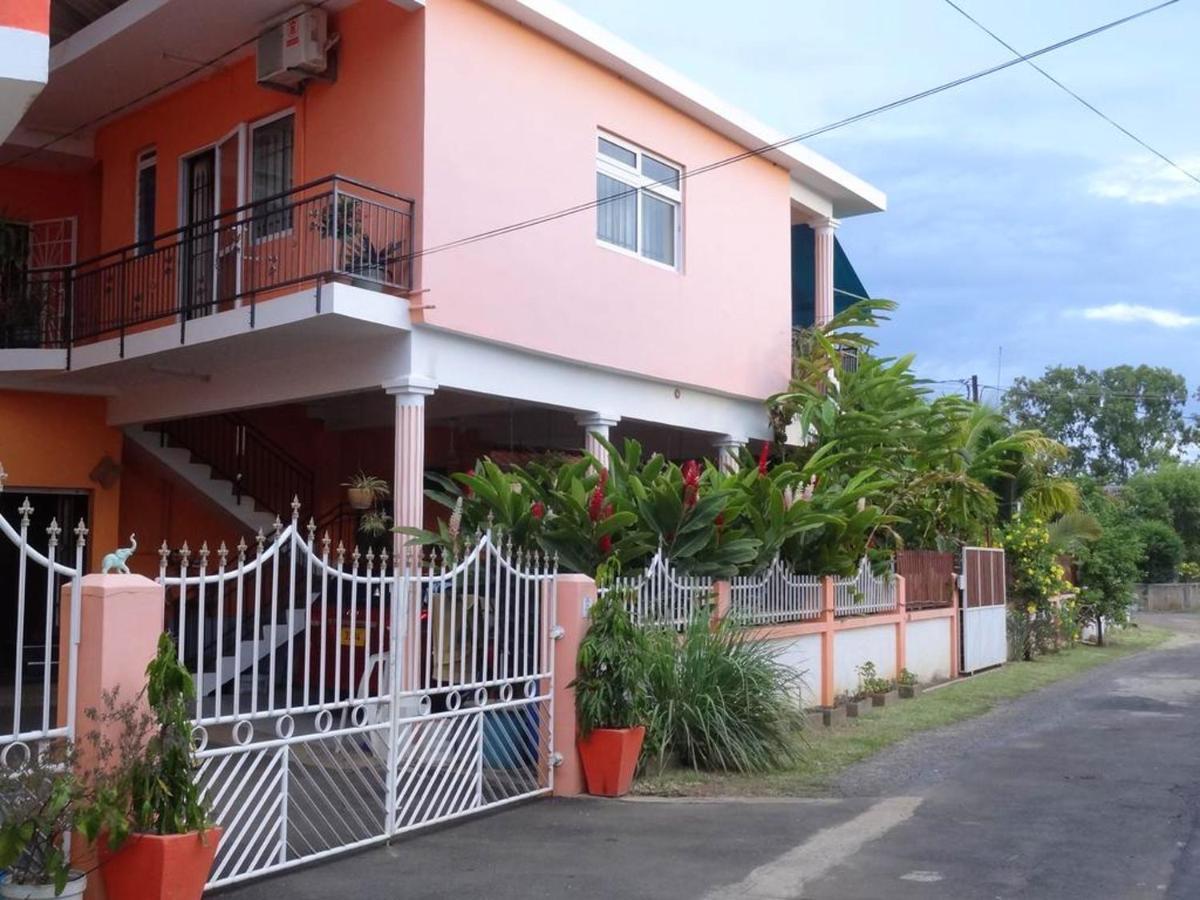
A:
[1129,518,1183,583]
[642,614,803,774]
[571,564,650,736]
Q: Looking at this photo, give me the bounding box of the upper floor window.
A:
[134,149,156,254]
[250,113,294,239]
[596,133,681,268]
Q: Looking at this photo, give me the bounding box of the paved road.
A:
[220,615,1200,899]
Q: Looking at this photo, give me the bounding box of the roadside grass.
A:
[632,624,1174,798]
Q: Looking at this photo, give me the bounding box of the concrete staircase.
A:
[124,425,277,534]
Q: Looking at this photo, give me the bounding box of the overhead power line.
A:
[940,0,1200,187]
[410,0,1179,263]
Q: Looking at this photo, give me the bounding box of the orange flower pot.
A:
[99,828,222,900]
[577,726,645,797]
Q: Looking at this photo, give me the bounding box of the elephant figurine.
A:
[100,535,138,574]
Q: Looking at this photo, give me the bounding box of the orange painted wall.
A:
[0,0,49,34]
[0,165,102,260]
[92,0,423,254]
[0,390,121,569]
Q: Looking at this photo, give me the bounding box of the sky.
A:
[563,0,1200,405]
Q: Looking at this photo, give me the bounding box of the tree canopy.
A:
[1002,365,1193,482]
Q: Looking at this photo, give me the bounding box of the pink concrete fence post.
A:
[712,579,731,626]
[894,574,907,679]
[819,575,836,707]
[551,574,594,797]
[59,574,165,900]
[950,582,962,679]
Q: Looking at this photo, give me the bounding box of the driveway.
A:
[219,614,1200,899]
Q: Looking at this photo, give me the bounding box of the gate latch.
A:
[550,625,566,640]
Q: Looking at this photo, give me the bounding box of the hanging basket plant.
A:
[343,471,390,510]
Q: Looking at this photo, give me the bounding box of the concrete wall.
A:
[765,633,822,709]
[906,617,953,683]
[1136,583,1200,612]
[833,623,896,698]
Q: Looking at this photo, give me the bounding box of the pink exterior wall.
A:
[419,0,793,401]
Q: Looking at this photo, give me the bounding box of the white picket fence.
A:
[834,557,897,617]
[729,557,821,625]
[601,550,713,628]
[157,507,556,889]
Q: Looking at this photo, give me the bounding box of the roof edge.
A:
[480,0,886,218]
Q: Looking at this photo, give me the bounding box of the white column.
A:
[812,217,839,328]
[576,413,620,471]
[384,375,437,552]
[714,435,746,473]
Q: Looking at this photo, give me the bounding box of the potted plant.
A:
[0,749,87,899]
[897,668,920,699]
[855,661,895,708]
[343,471,390,511]
[359,509,394,538]
[78,634,221,900]
[316,194,404,287]
[570,559,649,797]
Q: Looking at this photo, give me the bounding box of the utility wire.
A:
[940,0,1199,187]
[409,0,1179,262]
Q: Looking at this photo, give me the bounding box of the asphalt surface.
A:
[218,613,1200,899]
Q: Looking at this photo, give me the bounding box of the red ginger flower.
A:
[681,460,701,509]
[530,500,545,520]
[598,534,613,555]
[757,443,770,476]
[588,469,609,523]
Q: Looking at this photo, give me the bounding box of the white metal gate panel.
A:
[0,465,84,792]
[602,550,712,628]
[961,547,1007,673]
[158,507,555,889]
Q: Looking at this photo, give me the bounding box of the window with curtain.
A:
[134,149,156,255]
[250,113,294,239]
[595,133,681,268]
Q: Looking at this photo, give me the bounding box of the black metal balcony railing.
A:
[0,175,415,364]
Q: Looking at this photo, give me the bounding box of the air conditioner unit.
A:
[257,7,329,88]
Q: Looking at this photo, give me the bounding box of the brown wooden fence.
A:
[896,549,956,609]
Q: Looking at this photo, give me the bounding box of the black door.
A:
[183,149,216,319]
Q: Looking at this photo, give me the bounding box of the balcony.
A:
[0,175,415,362]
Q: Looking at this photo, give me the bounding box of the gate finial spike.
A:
[217,541,229,566]
[273,515,283,535]
[179,541,191,565]
[158,540,171,565]
[380,547,389,568]
[365,547,376,567]
[74,519,88,547]
[255,529,266,550]
[198,541,210,566]
[321,531,332,554]
[307,517,317,541]
[351,546,361,565]
[237,536,248,563]
[18,497,33,528]
[291,495,302,520]
[336,540,346,565]
[0,461,6,491]
[46,518,61,546]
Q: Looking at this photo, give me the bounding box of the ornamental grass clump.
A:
[642,613,803,774]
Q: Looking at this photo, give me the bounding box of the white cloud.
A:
[1088,155,1200,205]
[1072,303,1200,329]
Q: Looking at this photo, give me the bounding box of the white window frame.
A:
[248,108,296,243]
[595,131,683,271]
[134,148,156,256]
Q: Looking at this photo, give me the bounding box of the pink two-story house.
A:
[0,0,885,573]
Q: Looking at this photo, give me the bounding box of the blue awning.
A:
[791,224,869,329]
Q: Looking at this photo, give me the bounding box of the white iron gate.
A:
[960,546,1007,672]
[0,465,84,793]
[159,506,556,888]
